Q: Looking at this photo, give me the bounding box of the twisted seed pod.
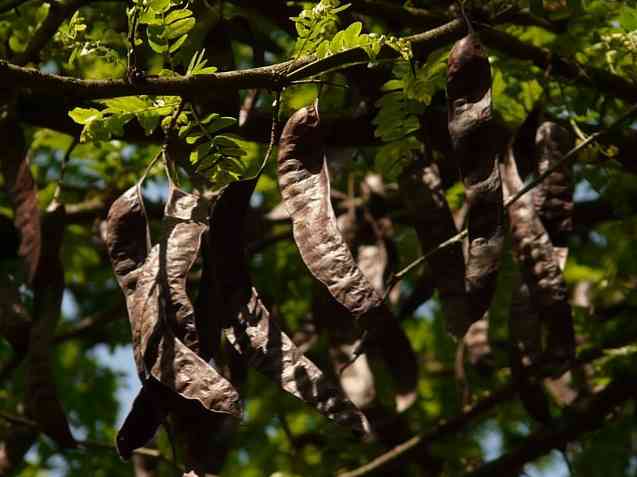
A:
[447,32,505,335]
[277,105,381,317]
[534,122,574,249]
[501,147,575,372]
[206,170,371,433]
[399,155,468,338]
[0,121,40,284]
[278,105,418,412]
[106,176,242,459]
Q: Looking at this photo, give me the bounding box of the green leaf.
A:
[164,17,195,40]
[206,117,237,135]
[149,0,170,13]
[69,107,102,125]
[101,96,150,113]
[169,34,188,53]
[136,111,160,135]
[165,8,192,24]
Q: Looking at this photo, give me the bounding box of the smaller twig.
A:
[289,79,350,88]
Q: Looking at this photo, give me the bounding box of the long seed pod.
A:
[399,155,469,337]
[500,147,575,372]
[447,30,505,336]
[0,120,40,284]
[509,275,552,423]
[25,200,76,448]
[313,213,376,411]
[106,167,242,459]
[534,122,574,250]
[277,104,418,412]
[205,146,370,433]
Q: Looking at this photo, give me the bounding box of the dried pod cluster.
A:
[277,104,419,412]
[446,31,505,338]
[106,149,369,459]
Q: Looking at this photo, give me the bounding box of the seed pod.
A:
[0,121,40,284]
[160,178,210,354]
[106,176,242,459]
[25,200,76,448]
[399,155,469,338]
[277,105,382,317]
[509,275,551,424]
[277,105,418,412]
[206,168,370,433]
[501,147,575,372]
[534,122,574,249]
[447,32,505,335]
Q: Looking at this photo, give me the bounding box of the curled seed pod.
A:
[399,155,469,338]
[447,32,505,335]
[534,121,574,248]
[509,276,551,424]
[26,200,76,448]
[501,148,575,372]
[206,168,370,433]
[277,106,418,412]
[106,175,242,459]
[0,121,40,284]
[277,105,382,316]
[160,178,210,353]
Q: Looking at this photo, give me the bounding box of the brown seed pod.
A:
[106,172,242,459]
[399,156,469,338]
[277,105,418,412]
[501,147,575,372]
[277,105,382,317]
[26,200,76,448]
[160,178,210,354]
[534,121,574,249]
[447,32,505,335]
[206,165,370,433]
[0,121,40,284]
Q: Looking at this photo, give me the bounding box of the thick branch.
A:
[464,376,637,477]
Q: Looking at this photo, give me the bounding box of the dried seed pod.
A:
[399,156,469,337]
[447,32,505,335]
[277,104,382,317]
[509,276,551,424]
[501,147,575,371]
[534,122,574,248]
[0,121,40,284]
[206,169,370,433]
[277,105,418,412]
[25,200,76,448]
[106,175,242,459]
[160,179,210,353]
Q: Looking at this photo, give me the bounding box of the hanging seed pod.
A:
[447,30,505,335]
[106,171,242,460]
[534,122,574,250]
[25,200,76,448]
[399,155,469,338]
[0,121,40,284]
[509,275,551,424]
[277,105,418,412]
[205,161,370,433]
[500,147,575,373]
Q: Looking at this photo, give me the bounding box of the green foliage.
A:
[130,0,195,55]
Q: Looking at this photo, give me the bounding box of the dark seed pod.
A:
[277,105,418,412]
[26,200,76,448]
[447,32,505,336]
[534,121,574,248]
[205,163,371,432]
[106,173,243,459]
[0,121,40,284]
[399,155,469,338]
[501,147,575,373]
